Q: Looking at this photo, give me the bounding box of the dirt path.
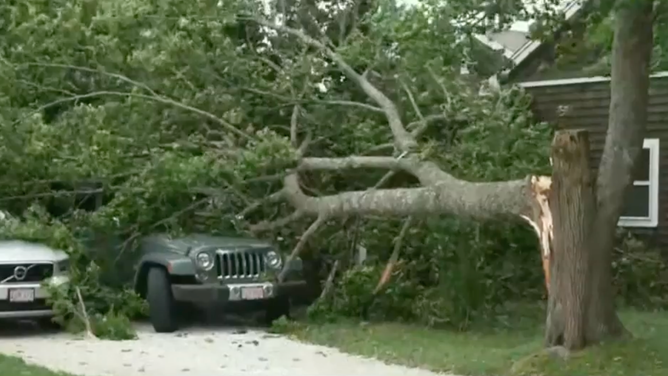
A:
[0,322,447,376]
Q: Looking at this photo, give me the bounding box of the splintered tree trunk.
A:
[546,130,595,349]
[544,0,655,350]
[546,130,628,349]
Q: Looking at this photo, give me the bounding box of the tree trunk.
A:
[545,0,655,349]
[545,130,595,349]
[585,0,655,343]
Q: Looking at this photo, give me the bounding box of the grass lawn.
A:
[281,303,668,376]
[0,354,77,376]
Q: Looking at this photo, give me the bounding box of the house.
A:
[519,74,668,243]
[481,2,668,245]
[471,0,586,79]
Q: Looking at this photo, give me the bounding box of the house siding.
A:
[523,75,668,247]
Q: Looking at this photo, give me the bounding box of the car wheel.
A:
[146,267,179,333]
[265,297,291,325]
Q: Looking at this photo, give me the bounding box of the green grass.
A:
[283,305,668,376]
[0,354,77,376]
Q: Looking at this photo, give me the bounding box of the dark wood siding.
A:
[523,75,668,246]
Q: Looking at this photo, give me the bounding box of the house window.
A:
[619,138,660,228]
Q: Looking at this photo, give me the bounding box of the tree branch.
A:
[401,80,425,124]
[247,17,417,152]
[249,97,309,234]
[278,214,328,282]
[13,90,254,142]
[426,65,453,107]
[238,87,384,113]
[283,173,533,219]
[75,286,98,340]
[16,62,159,96]
[299,156,403,171]
[407,113,448,136]
[299,156,451,186]
[319,259,340,300]
[367,114,448,153]
[238,190,285,219]
[314,99,384,113]
[291,104,300,147]
[374,216,414,294]
[249,209,305,233]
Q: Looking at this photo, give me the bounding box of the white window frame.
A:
[618,138,660,228]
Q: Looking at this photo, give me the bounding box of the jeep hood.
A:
[142,233,273,254]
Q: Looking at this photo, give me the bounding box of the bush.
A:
[309,225,668,329]
[308,217,547,329]
[613,230,668,309]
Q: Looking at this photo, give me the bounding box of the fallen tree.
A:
[250,0,657,351]
[0,0,658,348]
[2,0,554,336]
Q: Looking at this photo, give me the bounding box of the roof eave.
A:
[508,0,584,66]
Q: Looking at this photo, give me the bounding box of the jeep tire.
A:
[146,267,179,333]
[265,296,291,325]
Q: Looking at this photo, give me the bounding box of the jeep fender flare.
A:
[134,253,196,297]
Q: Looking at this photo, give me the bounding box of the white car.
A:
[0,240,70,320]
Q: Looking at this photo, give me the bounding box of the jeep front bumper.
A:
[171,280,307,304]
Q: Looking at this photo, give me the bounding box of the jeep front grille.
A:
[217,251,267,279]
[0,263,54,284]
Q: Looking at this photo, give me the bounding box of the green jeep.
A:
[132,234,307,333]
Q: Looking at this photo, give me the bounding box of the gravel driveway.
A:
[0,320,446,376]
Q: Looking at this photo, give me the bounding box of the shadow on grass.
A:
[281,303,668,376]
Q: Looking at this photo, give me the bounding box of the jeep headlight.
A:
[266,251,282,269]
[195,251,214,271]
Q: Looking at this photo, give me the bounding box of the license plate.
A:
[240,287,264,300]
[9,288,35,303]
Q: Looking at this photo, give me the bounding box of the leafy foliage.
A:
[0,0,664,338]
[525,0,668,78]
[613,231,668,309]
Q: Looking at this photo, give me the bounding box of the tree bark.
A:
[284,168,535,219]
[546,130,595,350]
[584,0,655,342]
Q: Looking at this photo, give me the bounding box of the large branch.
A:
[283,173,533,219]
[247,17,417,152]
[298,156,451,186]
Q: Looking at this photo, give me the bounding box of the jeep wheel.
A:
[146,267,179,333]
[265,297,291,325]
